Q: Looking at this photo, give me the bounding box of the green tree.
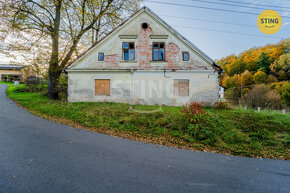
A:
[256,52,272,73]
[245,61,257,72]
[225,59,246,76]
[281,82,290,106]
[222,76,238,88]
[253,71,267,84]
[270,53,290,81]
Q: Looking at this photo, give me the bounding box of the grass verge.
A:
[3,83,290,160]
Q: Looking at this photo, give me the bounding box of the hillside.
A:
[216,39,290,108]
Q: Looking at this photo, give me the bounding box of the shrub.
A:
[281,82,290,106]
[180,102,224,145]
[181,102,205,123]
[267,75,278,83]
[57,74,68,101]
[213,102,230,109]
[271,81,290,106]
[26,76,42,85]
[264,90,282,109]
[242,88,250,95]
[224,87,240,104]
[243,85,283,109]
[243,85,269,108]
[185,113,222,145]
[23,76,47,93]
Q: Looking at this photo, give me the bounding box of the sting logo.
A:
[257,10,282,34]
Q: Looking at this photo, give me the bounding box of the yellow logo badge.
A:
[257,10,282,34]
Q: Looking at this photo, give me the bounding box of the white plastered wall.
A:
[68,70,219,106]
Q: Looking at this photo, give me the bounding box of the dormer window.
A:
[98,53,104,61]
[153,42,165,61]
[123,42,135,61]
[182,52,189,61]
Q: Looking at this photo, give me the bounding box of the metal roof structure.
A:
[0,64,24,70]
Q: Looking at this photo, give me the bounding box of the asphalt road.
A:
[0,84,289,193]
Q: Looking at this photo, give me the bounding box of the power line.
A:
[188,0,290,13]
[145,0,290,19]
[161,14,290,31]
[213,0,290,9]
[171,25,286,39]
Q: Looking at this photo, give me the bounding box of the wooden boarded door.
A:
[95,79,110,96]
[174,79,189,96]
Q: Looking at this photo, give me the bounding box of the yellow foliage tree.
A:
[240,70,253,86]
[253,71,267,84]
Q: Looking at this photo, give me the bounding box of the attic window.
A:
[98,53,104,61]
[182,52,189,61]
[153,42,165,61]
[141,23,148,29]
[123,42,135,61]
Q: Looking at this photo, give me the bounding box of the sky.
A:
[142,0,290,60]
[1,0,289,64]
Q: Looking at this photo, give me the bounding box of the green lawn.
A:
[3,83,290,160]
[0,81,14,86]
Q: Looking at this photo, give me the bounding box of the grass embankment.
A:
[3,83,290,160]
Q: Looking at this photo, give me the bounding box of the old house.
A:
[66,7,222,106]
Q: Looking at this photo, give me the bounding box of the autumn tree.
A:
[0,0,140,99]
[222,74,240,88]
[253,71,267,84]
[271,81,290,106]
[267,75,278,83]
[240,70,253,86]
[270,53,290,81]
[281,82,290,106]
[242,48,259,72]
[225,59,246,76]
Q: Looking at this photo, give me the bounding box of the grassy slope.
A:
[3,83,290,160]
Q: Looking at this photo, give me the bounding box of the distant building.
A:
[0,64,25,82]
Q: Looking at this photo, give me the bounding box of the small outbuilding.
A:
[66,7,222,106]
[0,64,25,82]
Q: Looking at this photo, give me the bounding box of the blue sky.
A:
[1,0,289,64]
[142,0,290,60]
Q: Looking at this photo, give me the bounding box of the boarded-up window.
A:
[174,79,189,96]
[95,79,110,96]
